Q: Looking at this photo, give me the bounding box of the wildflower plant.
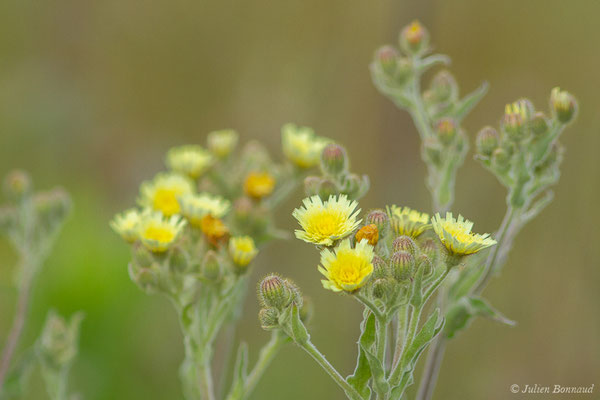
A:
[0,171,81,400]
[111,125,342,400]
[369,21,577,400]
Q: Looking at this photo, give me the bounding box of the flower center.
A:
[153,188,180,216]
[143,225,175,243]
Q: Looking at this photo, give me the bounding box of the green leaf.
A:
[290,305,309,344]
[347,311,376,398]
[445,296,515,339]
[227,343,249,398]
[416,54,451,73]
[360,345,389,395]
[452,82,489,122]
[410,266,425,307]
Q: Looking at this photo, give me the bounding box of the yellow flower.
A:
[355,224,379,246]
[319,239,374,292]
[138,211,186,252]
[431,212,496,256]
[388,205,431,238]
[110,208,142,243]
[229,236,258,267]
[166,145,214,178]
[179,192,230,227]
[207,129,238,158]
[281,123,330,168]
[139,173,194,216]
[244,172,275,199]
[293,195,361,246]
[200,214,229,246]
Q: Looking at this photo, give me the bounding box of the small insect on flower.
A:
[244,172,275,199]
[166,145,214,179]
[293,195,361,246]
[388,205,430,238]
[207,129,238,158]
[355,224,379,246]
[139,173,194,216]
[281,123,330,168]
[179,192,230,227]
[319,239,374,292]
[229,236,258,268]
[200,214,229,246]
[138,211,186,252]
[110,208,142,243]
[431,212,496,256]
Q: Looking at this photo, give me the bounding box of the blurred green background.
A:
[1,0,599,399]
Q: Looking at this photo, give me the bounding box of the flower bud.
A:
[423,138,442,166]
[372,278,394,299]
[244,171,275,200]
[128,262,160,292]
[299,296,314,323]
[202,250,221,281]
[475,126,499,156]
[416,253,433,275]
[304,176,322,196]
[391,251,414,281]
[283,278,303,308]
[258,274,293,310]
[320,143,349,177]
[392,235,417,254]
[529,112,549,136]
[492,147,511,171]
[371,255,389,279]
[37,311,83,370]
[34,188,72,232]
[207,129,238,158]
[419,238,439,264]
[435,118,457,145]
[258,308,279,330]
[3,170,32,201]
[366,209,388,234]
[355,224,379,246]
[550,87,577,124]
[168,246,189,274]
[400,20,429,55]
[317,178,339,200]
[374,45,399,76]
[429,70,458,103]
[502,99,533,141]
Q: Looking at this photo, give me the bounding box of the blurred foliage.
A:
[0,0,598,399]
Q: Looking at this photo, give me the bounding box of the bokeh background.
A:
[1,0,599,399]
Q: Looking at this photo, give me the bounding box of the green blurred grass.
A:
[0,0,599,399]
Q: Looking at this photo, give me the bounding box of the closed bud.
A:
[258,308,279,330]
[317,178,339,200]
[355,224,379,246]
[391,251,414,281]
[259,274,293,310]
[475,126,499,156]
[207,129,238,158]
[529,112,549,136]
[372,255,389,279]
[429,70,458,103]
[416,253,433,275]
[283,279,303,308]
[366,209,389,235]
[34,188,72,225]
[435,118,457,145]
[372,278,394,299]
[419,238,439,264]
[202,250,221,281]
[400,20,429,55]
[133,244,154,268]
[37,311,83,370]
[299,296,314,323]
[492,147,511,171]
[128,263,159,293]
[502,99,533,141]
[169,246,189,274]
[304,176,322,196]
[550,87,577,124]
[320,143,348,177]
[374,45,399,76]
[392,235,417,254]
[3,170,32,201]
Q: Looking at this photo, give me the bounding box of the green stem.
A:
[354,293,384,321]
[392,305,409,367]
[198,361,216,400]
[298,340,364,400]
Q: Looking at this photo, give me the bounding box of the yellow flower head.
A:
[207,129,238,158]
[293,195,361,246]
[355,224,379,246]
[431,212,497,256]
[110,208,142,243]
[166,145,214,178]
[229,236,258,267]
[179,192,230,227]
[200,214,229,246]
[138,211,186,252]
[244,172,275,199]
[319,239,374,292]
[139,173,194,216]
[388,205,431,238]
[281,123,330,168]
